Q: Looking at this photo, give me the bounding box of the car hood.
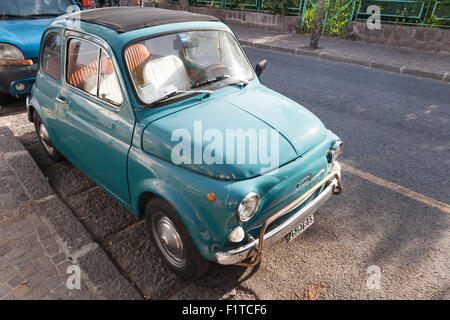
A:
[224,86,327,155]
[0,19,53,59]
[142,86,327,180]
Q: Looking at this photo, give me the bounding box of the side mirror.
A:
[255,60,267,77]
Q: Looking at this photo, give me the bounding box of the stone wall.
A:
[346,21,450,54]
[149,3,450,54]
[153,3,301,33]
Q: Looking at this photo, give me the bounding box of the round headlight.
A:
[0,43,24,64]
[237,192,260,222]
[14,82,26,92]
[327,141,343,163]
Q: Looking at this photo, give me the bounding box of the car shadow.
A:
[0,97,27,117]
[171,261,261,300]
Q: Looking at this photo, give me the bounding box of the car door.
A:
[34,30,65,146]
[56,33,134,204]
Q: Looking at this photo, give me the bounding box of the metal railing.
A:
[355,0,450,27]
[166,0,450,34]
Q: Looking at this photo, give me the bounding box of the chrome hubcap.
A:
[152,214,186,268]
[38,122,54,153]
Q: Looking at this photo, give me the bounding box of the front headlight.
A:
[327,140,343,163]
[0,43,29,66]
[237,192,260,222]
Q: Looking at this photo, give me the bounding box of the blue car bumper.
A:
[0,64,37,95]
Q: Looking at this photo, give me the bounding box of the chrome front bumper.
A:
[215,162,342,266]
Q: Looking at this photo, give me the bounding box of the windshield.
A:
[0,0,75,18]
[124,30,255,105]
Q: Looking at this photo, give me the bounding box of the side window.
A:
[41,33,62,80]
[66,38,122,106]
[67,39,99,96]
[99,50,123,106]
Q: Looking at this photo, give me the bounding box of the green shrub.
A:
[263,0,302,15]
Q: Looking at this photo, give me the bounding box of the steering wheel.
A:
[202,62,229,80]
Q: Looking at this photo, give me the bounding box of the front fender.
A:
[128,147,236,261]
[132,176,215,259]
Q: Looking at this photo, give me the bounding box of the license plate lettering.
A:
[286,215,315,242]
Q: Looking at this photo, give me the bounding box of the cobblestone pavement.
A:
[0,101,140,300]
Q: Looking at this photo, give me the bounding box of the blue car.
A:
[0,0,80,104]
[28,7,343,280]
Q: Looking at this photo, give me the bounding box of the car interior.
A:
[67,38,122,105]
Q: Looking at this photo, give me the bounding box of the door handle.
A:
[55,96,68,104]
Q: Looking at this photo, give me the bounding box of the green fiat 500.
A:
[27,7,343,280]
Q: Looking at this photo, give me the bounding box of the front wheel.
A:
[145,198,210,280]
[33,111,65,162]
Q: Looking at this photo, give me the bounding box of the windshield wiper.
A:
[28,13,61,18]
[0,14,39,19]
[192,75,248,89]
[150,89,213,106]
[0,13,61,19]
[191,77,225,89]
[224,75,249,88]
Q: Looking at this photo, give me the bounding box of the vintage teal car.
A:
[27,7,343,280]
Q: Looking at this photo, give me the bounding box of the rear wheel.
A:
[145,198,210,280]
[33,111,65,162]
[0,92,11,105]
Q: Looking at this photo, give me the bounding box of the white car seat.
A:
[142,55,191,101]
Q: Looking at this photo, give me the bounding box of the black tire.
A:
[145,198,210,280]
[0,92,11,105]
[33,111,65,162]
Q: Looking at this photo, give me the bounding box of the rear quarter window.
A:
[66,39,100,96]
[41,33,62,80]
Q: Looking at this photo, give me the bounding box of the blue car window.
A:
[0,0,76,17]
[67,38,99,96]
[41,33,62,81]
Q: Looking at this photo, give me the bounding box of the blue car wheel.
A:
[33,111,65,162]
[145,198,210,280]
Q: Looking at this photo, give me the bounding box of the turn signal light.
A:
[0,59,33,66]
[229,226,245,243]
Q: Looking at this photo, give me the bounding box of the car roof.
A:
[67,7,219,33]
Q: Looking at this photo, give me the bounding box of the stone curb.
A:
[0,127,142,300]
[240,40,450,83]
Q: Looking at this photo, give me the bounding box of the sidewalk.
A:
[232,25,450,82]
[0,127,141,300]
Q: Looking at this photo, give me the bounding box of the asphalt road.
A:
[0,47,449,300]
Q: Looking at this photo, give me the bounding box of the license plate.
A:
[286,215,315,242]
